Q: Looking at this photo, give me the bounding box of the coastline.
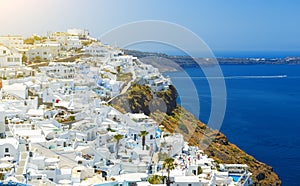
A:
[124,49,300,73]
[120,50,285,185]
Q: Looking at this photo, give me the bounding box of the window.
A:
[3,50,6,54]
[192,170,196,175]
[188,184,192,186]
[4,148,9,153]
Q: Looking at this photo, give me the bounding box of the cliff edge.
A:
[110,83,281,185]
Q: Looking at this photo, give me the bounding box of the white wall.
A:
[0,110,5,135]
[0,140,19,161]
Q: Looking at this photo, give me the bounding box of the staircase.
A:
[15,151,29,183]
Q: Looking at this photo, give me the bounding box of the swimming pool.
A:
[230,175,241,182]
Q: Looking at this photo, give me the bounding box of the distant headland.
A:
[124,49,300,72]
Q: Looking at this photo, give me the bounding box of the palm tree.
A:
[139,130,149,150]
[113,134,123,158]
[162,158,175,186]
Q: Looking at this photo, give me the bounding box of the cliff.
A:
[110,84,282,185]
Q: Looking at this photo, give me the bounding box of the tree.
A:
[22,54,28,63]
[24,35,42,45]
[24,37,34,45]
[0,173,4,180]
[116,66,121,73]
[162,158,175,186]
[34,56,41,63]
[33,35,42,41]
[139,130,149,150]
[113,134,123,158]
[68,116,75,121]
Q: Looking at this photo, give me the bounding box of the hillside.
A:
[110,84,282,185]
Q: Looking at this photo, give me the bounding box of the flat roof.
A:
[174,176,199,183]
[27,109,44,116]
[114,173,148,182]
[224,164,248,168]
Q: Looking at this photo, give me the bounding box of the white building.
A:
[0,35,24,49]
[48,31,83,50]
[139,73,171,92]
[67,28,89,39]
[0,66,32,79]
[39,62,76,79]
[0,138,19,161]
[0,45,22,67]
[1,83,28,100]
[28,42,60,61]
[0,109,5,138]
[67,35,82,50]
[82,43,110,58]
[172,176,201,186]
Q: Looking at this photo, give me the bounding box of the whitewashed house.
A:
[139,73,171,92]
[172,176,201,186]
[39,62,76,79]
[0,45,22,67]
[67,28,89,39]
[28,42,60,61]
[0,138,19,161]
[1,83,28,100]
[66,35,82,50]
[82,43,110,58]
[0,35,24,49]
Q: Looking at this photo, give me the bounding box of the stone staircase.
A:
[15,151,29,183]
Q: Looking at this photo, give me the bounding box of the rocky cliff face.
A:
[111,83,178,115]
[110,84,281,185]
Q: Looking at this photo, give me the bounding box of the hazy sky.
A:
[0,0,299,54]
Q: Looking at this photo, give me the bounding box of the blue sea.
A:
[165,64,300,186]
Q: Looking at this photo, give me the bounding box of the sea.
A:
[165,64,300,186]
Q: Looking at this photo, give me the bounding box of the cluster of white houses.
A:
[0,29,90,66]
[0,30,252,186]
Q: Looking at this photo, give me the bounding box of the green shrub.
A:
[69,116,75,121]
[148,175,164,184]
[197,166,203,175]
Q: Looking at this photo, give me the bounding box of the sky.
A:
[0,0,300,56]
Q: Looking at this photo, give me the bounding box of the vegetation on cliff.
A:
[110,83,281,185]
